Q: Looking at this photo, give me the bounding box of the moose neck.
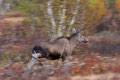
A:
[69,34,78,48]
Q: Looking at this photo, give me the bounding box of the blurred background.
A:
[0,0,120,80]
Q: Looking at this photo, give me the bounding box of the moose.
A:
[27,28,88,70]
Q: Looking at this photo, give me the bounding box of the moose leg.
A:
[66,51,73,61]
[62,52,71,63]
[27,57,37,70]
[62,52,67,62]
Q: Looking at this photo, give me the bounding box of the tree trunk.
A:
[0,0,11,15]
[57,0,66,37]
[66,0,80,36]
[47,0,57,40]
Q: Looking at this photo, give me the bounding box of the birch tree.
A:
[15,0,106,39]
[0,0,11,15]
[47,0,57,39]
[45,0,81,39]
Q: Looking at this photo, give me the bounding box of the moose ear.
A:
[72,28,77,33]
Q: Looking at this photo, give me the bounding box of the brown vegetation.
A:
[0,0,120,79]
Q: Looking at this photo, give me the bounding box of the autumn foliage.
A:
[0,0,120,80]
[115,0,120,9]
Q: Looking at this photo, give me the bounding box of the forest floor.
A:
[0,54,120,80]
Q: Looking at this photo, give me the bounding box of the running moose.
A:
[27,28,88,69]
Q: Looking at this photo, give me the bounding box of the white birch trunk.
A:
[0,0,11,15]
[0,0,4,15]
[57,0,66,37]
[70,0,80,25]
[67,0,80,36]
[47,0,57,39]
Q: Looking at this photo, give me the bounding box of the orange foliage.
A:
[81,1,106,34]
[0,68,3,72]
[93,64,107,74]
[110,64,120,72]
[71,65,92,76]
[71,66,82,75]
[115,0,120,9]
[9,64,22,71]
[84,57,97,67]
[81,67,92,76]
[93,3,106,16]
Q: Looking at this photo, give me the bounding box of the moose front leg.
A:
[62,51,72,63]
[62,52,67,62]
[67,52,73,60]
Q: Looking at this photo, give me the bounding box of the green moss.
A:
[1,51,9,63]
